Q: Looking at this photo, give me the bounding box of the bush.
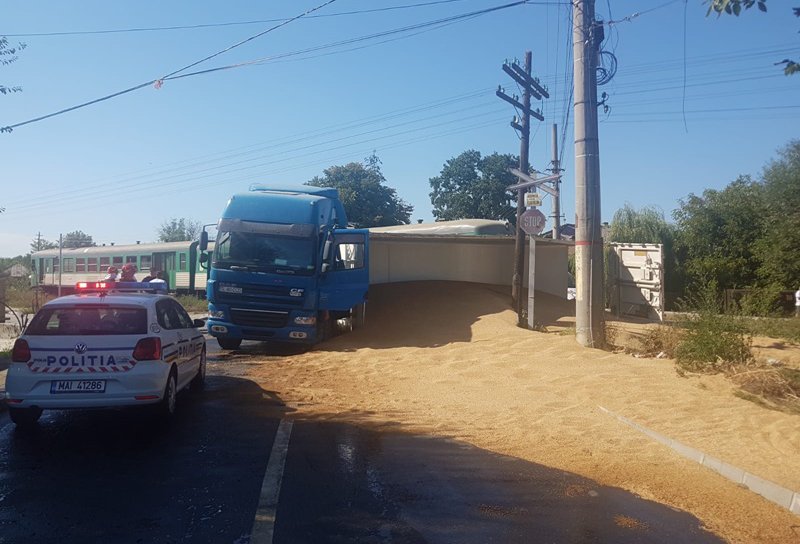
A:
[640,325,682,358]
[674,280,754,372]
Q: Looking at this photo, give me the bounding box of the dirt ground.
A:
[216,281,800,543]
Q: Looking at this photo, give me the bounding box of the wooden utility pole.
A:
[573,0,605,347]
[550,123,561,240]
[497,51,546,326]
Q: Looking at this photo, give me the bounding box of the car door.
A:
[172,300,204,386]
[155,299,183,383]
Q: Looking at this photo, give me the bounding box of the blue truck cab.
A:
[200,185,369,350]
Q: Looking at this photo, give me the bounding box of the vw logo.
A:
[74,343,88,354]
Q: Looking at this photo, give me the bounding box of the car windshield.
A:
[25,305,148,336]
[213,231,315,275]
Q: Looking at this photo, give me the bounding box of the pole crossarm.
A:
[496,89,544,121]
[501,64,542,100]
[507,169,560,195]
[509,63,550,99]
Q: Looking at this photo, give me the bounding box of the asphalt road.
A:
[0,353,724,544]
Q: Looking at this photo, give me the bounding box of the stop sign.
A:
[520,208,546,235]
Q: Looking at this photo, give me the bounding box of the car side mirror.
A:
[193,318,207,328]
[199,231,209,251]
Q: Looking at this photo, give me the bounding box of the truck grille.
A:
[230,308,289,328]
[216,283,305,307]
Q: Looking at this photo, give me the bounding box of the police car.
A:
[5,282,207,427]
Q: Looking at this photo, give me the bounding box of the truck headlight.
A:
[293,316,316,326]
[209,310,225,319]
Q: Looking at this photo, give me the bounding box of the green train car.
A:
[30,241,211,294]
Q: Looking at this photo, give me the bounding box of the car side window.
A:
[156,300,177,330]
[170,300,195,329]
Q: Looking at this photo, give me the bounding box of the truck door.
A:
[318,230,369,312]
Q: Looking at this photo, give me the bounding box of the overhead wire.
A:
[1,0,533,133]
[1,1,568,37]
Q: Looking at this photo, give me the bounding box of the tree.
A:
[158,218,202,242]
[705,1,799,75]
[62,230,96,249]
[428,150,518,222]
[0,37,26,97]
[306,154,412,228]
[673,176,766,291]
[608,204,673,244]
[30,234,58,253]
[753,140,800,289]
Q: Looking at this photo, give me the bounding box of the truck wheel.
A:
[217,337,242,350]
[351,302,366,331]
[9,407,43,427]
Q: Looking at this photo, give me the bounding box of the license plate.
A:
[50,380,107,394]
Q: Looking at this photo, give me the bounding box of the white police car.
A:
[5,281,207,427]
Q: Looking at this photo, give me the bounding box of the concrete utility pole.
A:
[573,0,605,347]
[550,123,561,240]
[497,51,546,326]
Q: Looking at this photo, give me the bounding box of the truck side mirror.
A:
[199,252,209,270]
[199,231,209,251]
[321,262,330,274]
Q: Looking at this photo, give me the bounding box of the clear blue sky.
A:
[1,0,797,256]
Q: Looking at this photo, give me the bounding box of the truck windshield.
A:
[214,231,315,275]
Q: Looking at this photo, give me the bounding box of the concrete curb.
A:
[598,405,800,516]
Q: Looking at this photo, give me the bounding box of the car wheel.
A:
[158,371,178,419]
[217,337,242,350]
[9,407,43,427]
[191,348,206,392]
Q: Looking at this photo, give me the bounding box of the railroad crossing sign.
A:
[525,192,542,207]
[520,208,546,236]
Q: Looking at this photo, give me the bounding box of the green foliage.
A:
[174,294,208,313]
[62,230,95,249]
[674,280,754,372]
[158,218,202,242]
[753,141,800,289]
[705,0,766,17]
[608,204,673,244]
[428,150,518,222]
[30,233,58,253]
[735,284,785,317]
[0,37,26,96]
[307,153,412,228]
[673,176,766,291]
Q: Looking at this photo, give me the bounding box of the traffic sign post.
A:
[519,207,546,329]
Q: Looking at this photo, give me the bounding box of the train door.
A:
[153,252,176,289]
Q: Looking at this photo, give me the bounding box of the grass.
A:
[734,316,800,344]
[174,294,208,314]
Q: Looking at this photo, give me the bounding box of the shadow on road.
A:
[0,375,290,544]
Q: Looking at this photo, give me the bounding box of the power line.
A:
[1,0,530,134]
[1,1,567,37]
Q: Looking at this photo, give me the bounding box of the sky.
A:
[1,0,797,256]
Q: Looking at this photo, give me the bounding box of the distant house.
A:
[6,263,29,278]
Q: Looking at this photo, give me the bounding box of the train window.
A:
[53,257,60,273]
[76,258,86,273]
[140,255,152,271]
[179,253,187,271]
[87,257,98,273]
[100,257,110,267]
[126,256,137,265]
[112,256,123,266]
[63,258,75,273]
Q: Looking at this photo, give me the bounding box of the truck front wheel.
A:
[217,337,242,350]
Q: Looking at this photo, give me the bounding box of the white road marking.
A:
[250,418,293,544]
